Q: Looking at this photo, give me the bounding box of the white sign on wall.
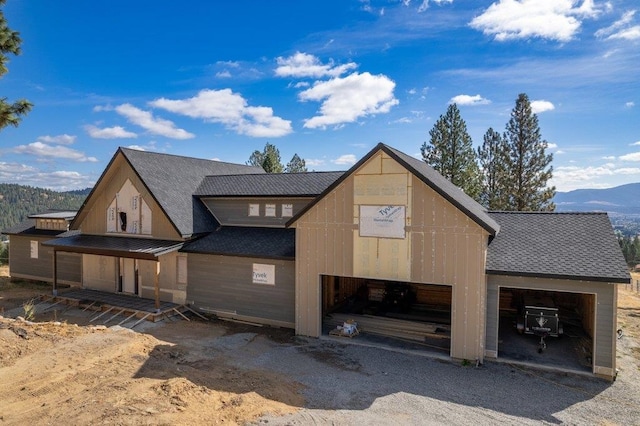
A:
[359,205,406,239]
[252,263,275,285]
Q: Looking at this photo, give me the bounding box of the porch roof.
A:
[42,234,184,260]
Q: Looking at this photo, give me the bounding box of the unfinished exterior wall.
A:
[187,253,295,327]
[8,236,81,285]
[294,151,490,361]
[138,253,186,304]
[486,275,617,379]
[74,154,180,240]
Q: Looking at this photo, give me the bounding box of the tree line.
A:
[422,93,555,211]
[0,184,89,240]
[247,143,308,173]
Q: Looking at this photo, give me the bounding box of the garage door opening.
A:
[322,275,451,354]
[498,288,594,372]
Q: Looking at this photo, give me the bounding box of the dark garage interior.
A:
[322,275,451,353]
[497,287,594,372]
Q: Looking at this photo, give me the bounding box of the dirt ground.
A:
[0,266,303,425]
[1,266,640,425]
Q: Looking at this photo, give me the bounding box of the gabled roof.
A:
[287,143,500,235]
[486,211,630,283]
[181,227,295,260]
[72,148,264,238]
[28,211,76,220]
[194,171,344,197]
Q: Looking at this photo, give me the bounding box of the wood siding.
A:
[187,253,295,327]
[202,197,313,227]
[295,151,490,361]
[73,154,180,239]
[486,275,617,378]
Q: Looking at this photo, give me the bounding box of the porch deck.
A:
[38,288,207,327]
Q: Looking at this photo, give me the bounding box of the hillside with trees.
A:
[0,183,89,239]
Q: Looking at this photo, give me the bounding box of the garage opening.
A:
[322,275,451,354]
[498,288,594,372]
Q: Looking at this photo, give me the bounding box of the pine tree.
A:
[477,127,510,210]
[504,93,555,211]
[1,0,32,131]
[285,153,307,173]
[246,143,284,173]
[421,103,481,199]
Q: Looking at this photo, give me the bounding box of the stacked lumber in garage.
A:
[325,313,451,342]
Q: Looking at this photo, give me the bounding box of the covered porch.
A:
[43,234,188,313]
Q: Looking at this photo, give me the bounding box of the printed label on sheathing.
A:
[252,263,275,285]
[359,205,406,239]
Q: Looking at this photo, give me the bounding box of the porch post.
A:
[154,261,160,313]
[52,249,58,296]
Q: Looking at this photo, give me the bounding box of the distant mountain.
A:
[0,184,89,238]
[554,182,640,214]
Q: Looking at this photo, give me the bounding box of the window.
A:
[282,204,293,217]
[30,240,38,259]
[248,203,260,216]
[177,256,187,284]
[265,204,276,217]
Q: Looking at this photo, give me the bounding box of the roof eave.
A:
[486,269,630,284]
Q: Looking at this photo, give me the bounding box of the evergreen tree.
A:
[504,93,555,211]
[421,103,481,199]
[1,0,32,131]
[285,153,307,173]
[247,143,284,173]
[477,127,510,210]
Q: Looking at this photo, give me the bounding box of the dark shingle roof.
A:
[181,227,295,259]
[42,234,184,260]
[194,171,344,197]
[121,148,264,237]
[487,211,630,283]
[288,143,499,235]
[73,148,264,238]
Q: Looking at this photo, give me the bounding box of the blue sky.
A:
[0,0,638,192]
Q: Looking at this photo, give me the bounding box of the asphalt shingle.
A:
[120,148,264,237]
[487,211,630,283]
[195,171,344,197]
[181,227,295,259]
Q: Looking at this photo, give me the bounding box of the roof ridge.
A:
[119,146,251,167]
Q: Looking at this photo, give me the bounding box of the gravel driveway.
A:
[230,332,640,425]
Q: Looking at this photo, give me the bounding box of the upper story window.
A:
[106,179,152,235]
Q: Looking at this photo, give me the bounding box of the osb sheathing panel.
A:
[295,151,490,362]
[75,154,180,240]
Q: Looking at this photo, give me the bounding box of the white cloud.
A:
[37,134,76,145]
[115,103,195,140]
[595,10,640,41]
[150,89,292,138]
[299,72,399,129]
[333,154,357,165]
[0,162,94,191]
[305,158,326,167]
[216,70,232,78]
[619,151,640,161]
[531,100,555,113]
[13,142,98,162]
[547,143,558,149]
[84,125,137,139]
[415,0,453,12]
[602,155,616,160]
[126,145,147,151]
[449,94,491,106]
[631,141,640,146]
[275,52,357,78]
[626,101,635,108]
[549,163,640,191]
[470,0,603,42]
[93,105,113,112]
